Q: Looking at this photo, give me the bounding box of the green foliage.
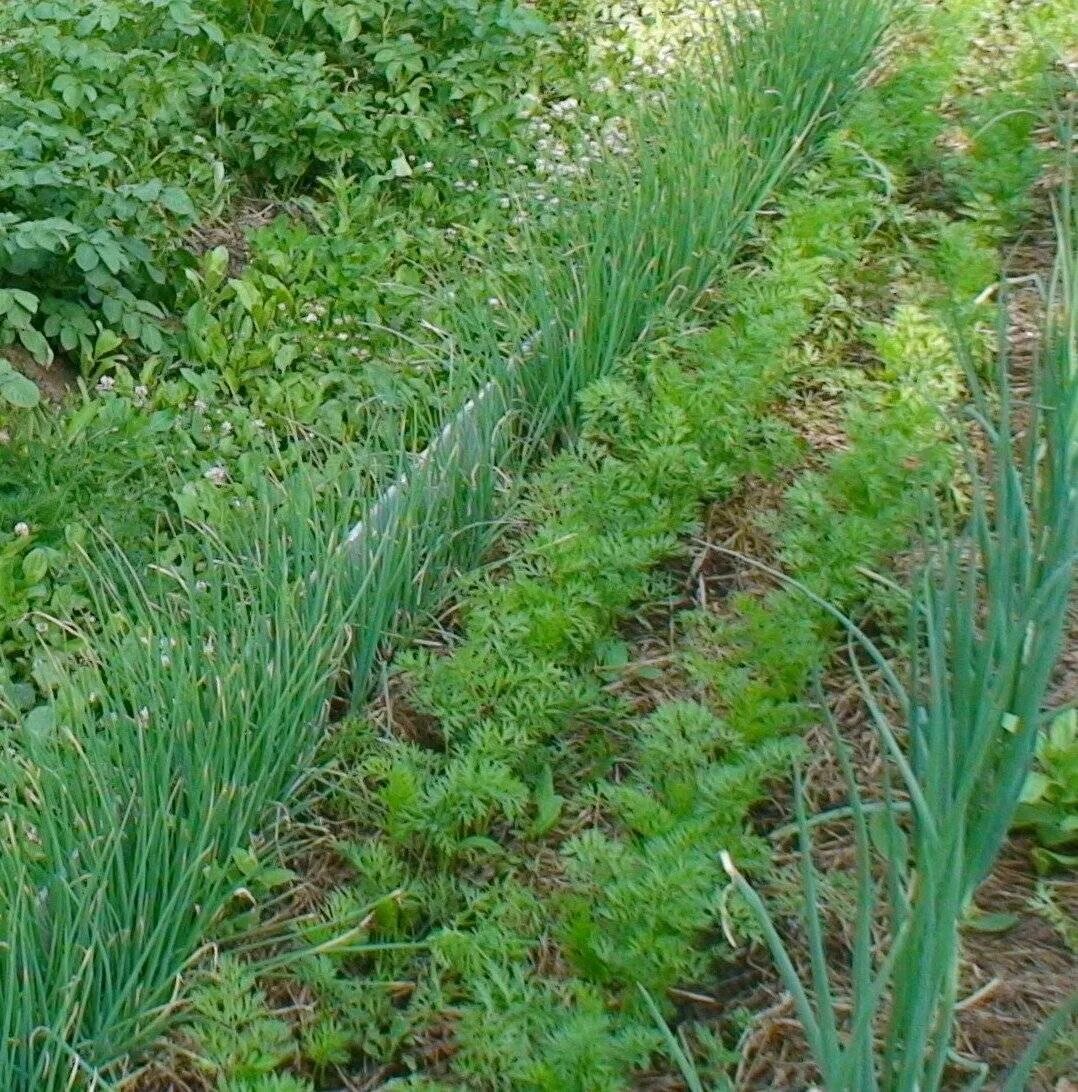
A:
[0,0,551,369]
[0,356,39,408]
[1016,709,1078,873]
[727,200,1077,1091]
[7,0,1064,1084]
[0,1,897,1084]
[190,961,295,1081]
[246,103,975,1085]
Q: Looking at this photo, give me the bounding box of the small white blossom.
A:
[203,465,229,486]
[96,375,115,393]
[14,522,30,537]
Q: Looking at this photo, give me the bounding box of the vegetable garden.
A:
[0,0,1075,1088]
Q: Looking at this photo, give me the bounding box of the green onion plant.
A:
[723,190,1077,1091]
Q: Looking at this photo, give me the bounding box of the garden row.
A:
[0,0,901,1087]
[167,0,1076,1087]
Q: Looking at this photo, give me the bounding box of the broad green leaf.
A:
[0,363,41,408]
[75,241,99,271]
[24,705,56,739]
[16,326,53,364]
[160,186,196,218]
[22,548,50,584]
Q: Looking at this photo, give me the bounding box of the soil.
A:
[2,343,79,402]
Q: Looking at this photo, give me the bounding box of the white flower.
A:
[133,384,149,405]
[469,157,480,168]
[96,375,115,393]
[193,397,208,412]
[304,312,318,323]
[14,522,30,537]
[203,465,229,486]
[487,297,502,309]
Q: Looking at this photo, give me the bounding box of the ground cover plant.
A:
[0,0,553,367]
[0,0,904,1087]
[0,0,626,732]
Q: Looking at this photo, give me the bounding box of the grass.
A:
[0,0,896,1086]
